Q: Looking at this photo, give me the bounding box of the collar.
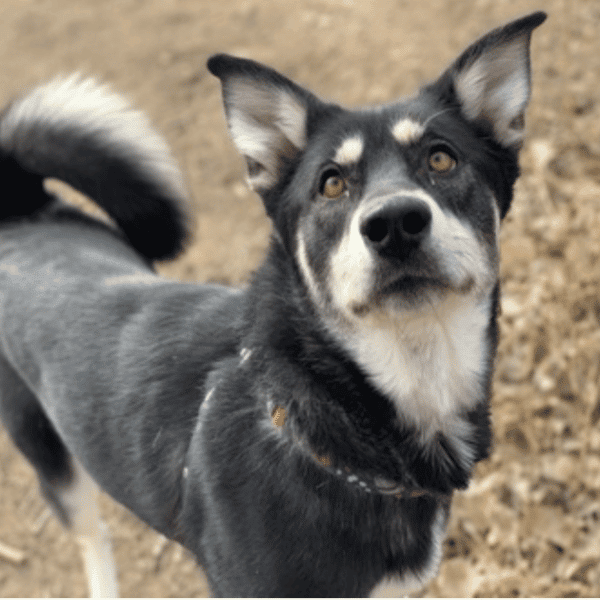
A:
[270,405,451,501]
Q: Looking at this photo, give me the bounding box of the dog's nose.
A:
[359,198,432,258]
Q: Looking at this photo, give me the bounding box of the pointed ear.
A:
[432,12,546,148]
[208,54,319,192]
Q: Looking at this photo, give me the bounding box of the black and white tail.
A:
[0,74,189,260]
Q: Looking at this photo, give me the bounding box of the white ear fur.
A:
[453,36,532,148]
[224,79,308,190]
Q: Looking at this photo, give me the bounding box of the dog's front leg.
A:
[56,460,119,598]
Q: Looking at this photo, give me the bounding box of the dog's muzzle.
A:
[359,197,432,260]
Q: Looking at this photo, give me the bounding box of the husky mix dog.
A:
[0,12,545,597]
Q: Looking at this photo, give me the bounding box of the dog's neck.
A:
[268,404,453,502]
[246,245,495,494]
[332,287,497,457]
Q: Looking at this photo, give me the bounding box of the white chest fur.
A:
[337,289,492,460]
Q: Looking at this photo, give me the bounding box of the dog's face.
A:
[209,13,544,434]
[289,104,504,326]
[209,14,542,324]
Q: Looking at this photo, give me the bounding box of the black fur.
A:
[0,110,189,259]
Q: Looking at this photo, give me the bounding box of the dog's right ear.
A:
[208,54,321,193]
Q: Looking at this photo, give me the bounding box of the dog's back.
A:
[0,75,244,596]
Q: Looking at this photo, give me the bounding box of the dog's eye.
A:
[320,171,347,199]
[428,150,456,174]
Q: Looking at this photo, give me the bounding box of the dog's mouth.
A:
[380,274,448,295]
[382,271,475,294]
[349,271,475,317]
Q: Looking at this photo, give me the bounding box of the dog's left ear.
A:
[430,11,546,148]
[208,54,323,193]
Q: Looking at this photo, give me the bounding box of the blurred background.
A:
[0,0,598,596]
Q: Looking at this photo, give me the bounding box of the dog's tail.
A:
[0,74,189,260]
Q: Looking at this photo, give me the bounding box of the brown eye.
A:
[428,150,456,173]
[321,172,347,199]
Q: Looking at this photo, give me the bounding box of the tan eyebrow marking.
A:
[333,135,364,165]
[391,118,425,144]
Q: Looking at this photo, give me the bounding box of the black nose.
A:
[359,199,432,258]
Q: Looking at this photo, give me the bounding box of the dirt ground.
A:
[0,0,599,597]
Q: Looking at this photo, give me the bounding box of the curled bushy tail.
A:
[0,74,189,260]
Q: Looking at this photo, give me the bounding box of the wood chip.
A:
[0,540,27,566]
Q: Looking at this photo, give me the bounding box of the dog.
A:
[0,12,545,597]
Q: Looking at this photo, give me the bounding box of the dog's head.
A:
[208,13,544,333]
